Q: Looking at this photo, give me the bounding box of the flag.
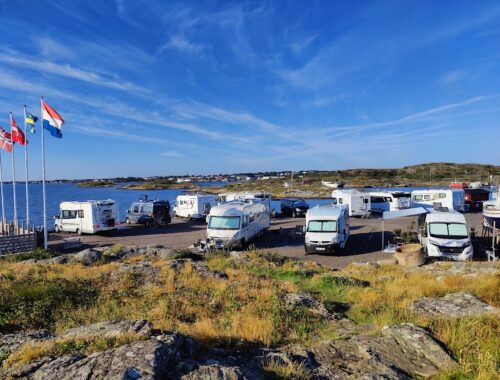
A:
[10,114,26,145]
[25,111,38,134]
[42,100,64,138]
[0,128,13,153]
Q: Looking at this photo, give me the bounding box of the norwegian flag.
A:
[0,127,13,153]
[10,113,26,145]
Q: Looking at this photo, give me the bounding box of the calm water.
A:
[0,182,428,227]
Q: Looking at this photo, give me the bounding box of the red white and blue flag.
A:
[42,100,64,138]
[0,128,13,153]
[10,114,26,145]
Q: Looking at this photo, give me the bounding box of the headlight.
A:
[429,239,440,246]
[330,238,337,244]
[463,240,472,248]
[296,208,302,211]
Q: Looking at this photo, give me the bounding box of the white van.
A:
[331,189,370,217]
[418,210,473,261]
[217,192,272,209]
[411,189,465,212]
[370,191,411,213]
[54,200,119,235]
[174,194,217,220]
[206,199,270,249]
[304,205,349,254]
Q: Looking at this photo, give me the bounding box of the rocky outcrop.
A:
[30,339,171,380]
[268,323,456,379]
[413,292,498,318]
[0,330,54,355]
[0,319,458,380]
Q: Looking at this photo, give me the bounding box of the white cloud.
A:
[161,150,184,157]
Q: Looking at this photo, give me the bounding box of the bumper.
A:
[305,243,338,254]
[427,245,473,261]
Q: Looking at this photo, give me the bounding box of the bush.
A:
[0,278,98,333]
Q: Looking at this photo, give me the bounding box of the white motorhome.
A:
[304,205,349,254]
[331,189,370,217]
[418,210,473,261]
[174,194,217,220]
[206,199,270,249]
[370,191,411,213]
[217,192,272,209]
[411,189,465,212]
[54,200,119,235]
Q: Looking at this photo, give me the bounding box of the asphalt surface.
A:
[48,212,489,269]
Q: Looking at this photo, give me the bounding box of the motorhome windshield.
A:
[307,220,337,232]
[209,216,240,230]
[429,223,468,239]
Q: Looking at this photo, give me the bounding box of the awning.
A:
[382,207,429,220]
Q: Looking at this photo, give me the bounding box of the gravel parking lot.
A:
[48,212,489,269]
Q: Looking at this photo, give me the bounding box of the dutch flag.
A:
[42,99,64,138]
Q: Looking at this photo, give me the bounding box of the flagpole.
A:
[9,113,17,226]
[0,152,4,224]
[41,97,48,249]
[24,105,29,226]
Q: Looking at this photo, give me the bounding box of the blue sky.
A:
[0,0,499,179]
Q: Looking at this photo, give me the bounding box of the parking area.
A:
[48,212,489,269]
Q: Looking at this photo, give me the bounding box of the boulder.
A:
[72,248,103,265]
[412,292,498,318]
[167,259,228,280]
[112,261,161,284]
[395,244,425,267]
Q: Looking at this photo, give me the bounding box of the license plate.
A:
[315,247,325,251]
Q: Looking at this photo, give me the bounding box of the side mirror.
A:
[421,228,427,237]
[126,210,130,214]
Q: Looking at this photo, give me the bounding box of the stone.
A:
[413,292,498,318]
[58,320,153,340]
[167,259,228,280]
[112,261,161,284]
[395,244,425,267]
[72,248,103,265]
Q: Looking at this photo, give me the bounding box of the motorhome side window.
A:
[78,210,84,218]
[62,210,77,219]
[414,195,423,200]
[439,193,446,198]
[339,198,343,204]
[424,195,431,200]
[363,198,368,203]
[133,205,140,213]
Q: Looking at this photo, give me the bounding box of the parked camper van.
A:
[331,189,370,217]
[304,205,349,254]
[411,189,465,212]
[126,198,171,227]
[280,198,309,217]
[206,199,270,249]
[418,209,473,261]
[217,192,272,209]
[174,194,217,220]
[54,200,118,235]
[369,191,411,213]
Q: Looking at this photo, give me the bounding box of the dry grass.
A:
[262,356,312,380]
[1,251,498,378]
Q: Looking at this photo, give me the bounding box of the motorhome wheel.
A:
[54,225,60,233]
[125,218,130,224]
[292,210,297,218]
[76,228,82,236]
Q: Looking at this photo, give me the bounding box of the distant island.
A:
[77,180,116,188]
[121,180,199,190]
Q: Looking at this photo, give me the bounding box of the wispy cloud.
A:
[438,69,467,85]
[157,34,206,55]
[161,150,184,158]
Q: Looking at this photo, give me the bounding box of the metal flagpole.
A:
[23,105,30,226]
[41,97,48,249]
[9,113,17,226]
[0,152,4,223]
